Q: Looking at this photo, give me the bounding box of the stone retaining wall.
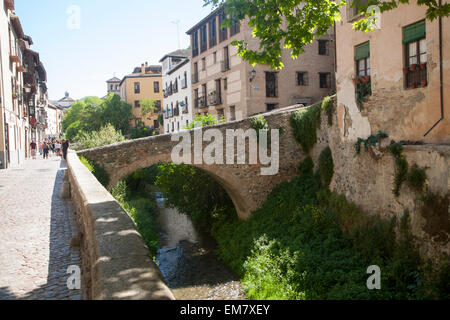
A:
[66,151,175,300]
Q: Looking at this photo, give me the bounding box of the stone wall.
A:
[314,97,450,258]
[66,151,175,300]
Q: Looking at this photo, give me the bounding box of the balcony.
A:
[181,102,189,114]
[163,90,169,98]
[192,73,199,84]
[208,91,222,106]
[167,86,173,96]
[174,106,180,117]
[200,42,207,53]
[192,48,199,57]
[197,96,207,109]
[221,60,230,72]
[173,82,179,94]
[17,64,25,72]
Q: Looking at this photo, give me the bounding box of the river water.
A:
[153,193,246,300]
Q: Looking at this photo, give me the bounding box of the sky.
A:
[15,0,213,101]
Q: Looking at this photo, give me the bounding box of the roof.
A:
[159,49,191,62]
[119,73,162,86]
[167,58,190,76]
[10,14,25,39]
[106,77,121,83]
[186,6,223,35]
[132,65,162,74]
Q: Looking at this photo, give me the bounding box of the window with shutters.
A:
[265,72,278,98]
[355,41,370,77]
[403,20,427,89]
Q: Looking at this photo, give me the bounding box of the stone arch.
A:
[107,156,255,220]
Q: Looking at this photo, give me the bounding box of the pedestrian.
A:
[62,140,69,160]
[43,142,49,159]
[39,141,43,156]
[55,140,62,157]
[30,141,37,160]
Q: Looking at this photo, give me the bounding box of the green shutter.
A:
[403,20,426,43]
[355,42,370,61]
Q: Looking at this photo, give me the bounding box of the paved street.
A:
[0,155,82,300]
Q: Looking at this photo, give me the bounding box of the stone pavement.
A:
[0,155,82,300]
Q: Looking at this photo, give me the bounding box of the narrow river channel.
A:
[153,193,246,300]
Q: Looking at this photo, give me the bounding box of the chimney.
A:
[141,63,145,74]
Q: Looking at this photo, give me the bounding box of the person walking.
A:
[39,141,44,156]
[55,140,62,157]
[30,141,37,160]
[43,142,49,159]
[62,140,69,160]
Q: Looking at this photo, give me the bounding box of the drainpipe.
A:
[0,33,7,169]
[424,0,444,137]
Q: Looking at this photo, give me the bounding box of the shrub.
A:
[389,141,409,197]
[318,147,334,187]
[184,114,221,129]
[130,123,154,140]
[290,103,322,153]
[76,124,125,150]
[298,157,314,177]
[321,96,333,126]
[407,164,427,192]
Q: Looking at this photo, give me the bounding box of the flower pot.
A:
[410,64,417,71]
[362,76,370,83]
[420,63,426,70]
[420,80,427,87]
[403,67,409,75]
[409,82,416,89]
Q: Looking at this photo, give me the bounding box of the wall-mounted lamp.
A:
[249,68,257,82]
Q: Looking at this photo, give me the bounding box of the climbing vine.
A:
[290,103,322,154]
[389,141,409,197]
[321,96,333,127]
[318,147,334,188]
[354,131,389,155]
[356,80,372,110]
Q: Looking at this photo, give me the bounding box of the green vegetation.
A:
[356,80,372,110]
[407,164,428,192]
[388,141,410,197]
[154,157,449,299]
[62,94,132,142]
[78,156,110,188]
[204,0,448,69]
[290,103,322,154]
[130,122,156,139]
[184,113,223,129]
[321,96,333,127]
[355,131,389,155]
[111,177,159,256]
[158,113,164,127]
[318,147,334,188]
[75,124,125,150]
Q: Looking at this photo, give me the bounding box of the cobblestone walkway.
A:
[0,156,82,300]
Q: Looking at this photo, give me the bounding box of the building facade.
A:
[335,1,449,144]
[186,6,336,122]
[120,63,163,129]
[1,1,29,168]
[160,49,193,133]
[106,76,121,96]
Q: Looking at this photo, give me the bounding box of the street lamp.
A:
[249,68,257,82]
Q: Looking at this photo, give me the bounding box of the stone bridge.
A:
[77,106,307,220]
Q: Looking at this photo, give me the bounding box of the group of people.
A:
[30,138,70,161]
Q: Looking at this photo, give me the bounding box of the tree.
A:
[76,123,125,150]
[183,113,223,129]
[140,99,156,121]
[100,94,133,135]
[204,0,450,69]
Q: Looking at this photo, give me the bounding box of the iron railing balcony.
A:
[181,78,188,89]
[198,96,207,109]
[208,91,222,106]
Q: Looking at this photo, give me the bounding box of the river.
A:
[153,193,246,300]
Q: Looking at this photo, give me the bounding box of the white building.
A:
[160,49,193,134]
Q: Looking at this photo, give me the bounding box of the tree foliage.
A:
[76,124,125,150]
[204,0,449,69]
[62,94,132,141]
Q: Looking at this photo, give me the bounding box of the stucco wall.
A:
[66,151,175,300]
[336,2,449,144]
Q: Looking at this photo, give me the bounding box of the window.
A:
[224,78,228,90]
[209,18,217,48]
[194,89,199,108]
[192,30,199,57]
[266,103,278,111]
[134,82,140,94]
[154,120,159,129]
[202,57,206,71]
[171,122,174,132]
[403,20,427,89]
[213,52,217,64]
[222,46,230,72]
[219,10,228,42]
[229,105,236,121]
[319,73,332,89]
[134,100,140,108]
[217,109,225,121]
[318,40,329,56]
[200,24,207,52]
[155,100,162,112]
[230,17,240,36]
[154,81,160,93]
[297,72,309,86]
[265,72,278,98]
[177,122,180,131]
[347,0,369,21]
[135,118,142,126]
[355,41,370,77]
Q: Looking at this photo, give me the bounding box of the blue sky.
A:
[15,0,213,100]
